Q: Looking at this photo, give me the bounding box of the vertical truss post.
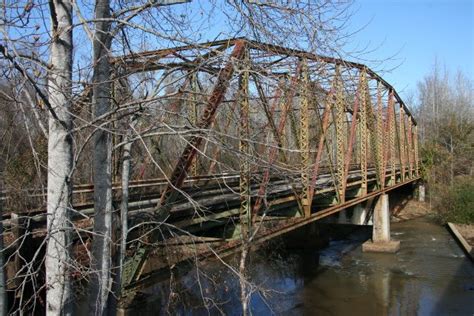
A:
[334,66,346,203]
[414,125,419,177]
[280,74,291,152]
[376,82,385,188]
[299,58,311,217]
[399,106,406,182]
[189,72,199,176]
[239,47,251,236]
[359,70,368,196]
[388,90,396,185]
[364,80,381,188]
[407,117,413,178]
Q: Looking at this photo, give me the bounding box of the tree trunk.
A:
[118,118,137,289]
[239,246,249,316]
[46,1,73,314]
[89,0,113,314]
[0,179,7,315]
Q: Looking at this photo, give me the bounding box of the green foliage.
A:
[434,176,474,224]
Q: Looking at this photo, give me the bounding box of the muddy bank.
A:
[455,223,474,248]
[448,222,474,260]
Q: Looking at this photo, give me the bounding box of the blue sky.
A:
[177,0,473,102]
[346,0,474,100]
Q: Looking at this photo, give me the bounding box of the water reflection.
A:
[124,217,474,315]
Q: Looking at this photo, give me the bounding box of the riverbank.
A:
[455,223,474,248]
[392,199,432,221]
[448,222,474,260]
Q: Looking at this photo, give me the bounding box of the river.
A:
[127,216,474,315]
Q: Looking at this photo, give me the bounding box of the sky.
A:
[177,0,473,103]
[346,0,474,101]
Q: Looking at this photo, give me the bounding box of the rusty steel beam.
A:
[399,106,406,182]
[155,40,246,216]
[407,119,415,178]
[359,70,369,196]
[388,90,396,185]
[376,82,385,188]
[343,79,361,195]
[253,74,284,149]
[252,78,288,215]
[299,59,312,216]
[334,66,346,203]
[414,125,419,177]
[111,38,244,65]
[188,72,199,177]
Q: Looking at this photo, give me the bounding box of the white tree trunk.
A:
[46,1,73,314]
[89,0,113,314]
[118,118,137,288]
[239,246,249,316]
[0,179,7,315]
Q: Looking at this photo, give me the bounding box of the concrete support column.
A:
[352,204,368,225]
[373,194,390,242]
[418,184,425,202]
[362,194,400,253]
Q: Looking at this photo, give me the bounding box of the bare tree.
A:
[89,0,115,314]
[45,0,74,314]
[416,62,473,221]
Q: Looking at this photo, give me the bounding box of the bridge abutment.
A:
[418,183,426,202]
[362,194,400,253]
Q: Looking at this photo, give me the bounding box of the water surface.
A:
[129,217,474,315]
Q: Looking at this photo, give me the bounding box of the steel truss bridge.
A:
[1,38,420,306]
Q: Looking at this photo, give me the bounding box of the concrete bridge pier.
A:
[351,204,372,225]
[418,184,426,202]
[362,194,400,253]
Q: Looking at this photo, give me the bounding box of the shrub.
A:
[434,176,474,224]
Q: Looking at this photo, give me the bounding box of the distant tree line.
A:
[416,62,474,224]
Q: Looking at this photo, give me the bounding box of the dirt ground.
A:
[392,199,432,222]
[455,223,474,249]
